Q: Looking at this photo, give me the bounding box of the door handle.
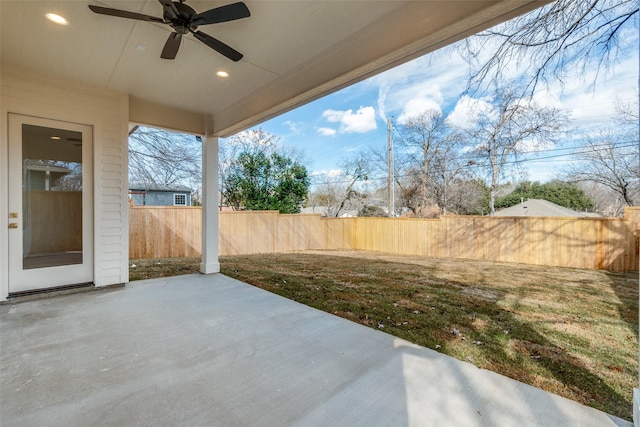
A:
[9,223,18,229]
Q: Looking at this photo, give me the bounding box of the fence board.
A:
[129,207,640,272]
[26,191,82,253]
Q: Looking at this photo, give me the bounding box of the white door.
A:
[8,114,93,293]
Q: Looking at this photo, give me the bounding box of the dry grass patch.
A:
[130,251,638,420]
[129,257,201,281]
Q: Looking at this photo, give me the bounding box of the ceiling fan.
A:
[88,0,250,61]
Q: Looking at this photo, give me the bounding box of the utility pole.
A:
[387,118,394,217]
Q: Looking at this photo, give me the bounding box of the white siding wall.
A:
[0,67,129,300]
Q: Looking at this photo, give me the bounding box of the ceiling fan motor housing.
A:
[166,2,198,33]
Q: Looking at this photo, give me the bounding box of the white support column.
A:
[200,133,220,274]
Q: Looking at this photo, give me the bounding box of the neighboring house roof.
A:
[301,206,359,218]
[129,183,192,193]
[493,199,599,217]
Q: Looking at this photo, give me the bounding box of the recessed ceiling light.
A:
[216,71,229,78]
[50,136,61,140]
[46,13,68,26]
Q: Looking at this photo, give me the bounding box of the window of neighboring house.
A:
[174,193,187,206]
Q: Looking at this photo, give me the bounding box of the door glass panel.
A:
[22,124,83,269]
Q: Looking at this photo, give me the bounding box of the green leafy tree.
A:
[225,151,309,214]
[495,180,594,211]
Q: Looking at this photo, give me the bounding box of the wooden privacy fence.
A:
[129,207,203,259]
[129,206,640,272]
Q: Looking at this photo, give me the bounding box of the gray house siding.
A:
[129,184,192,206]
[130,191,191,206]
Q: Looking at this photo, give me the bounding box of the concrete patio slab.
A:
[1,274,632,426]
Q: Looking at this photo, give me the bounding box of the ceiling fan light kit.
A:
[88,0,250,61]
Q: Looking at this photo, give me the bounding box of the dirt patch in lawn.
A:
[130,251,638,420]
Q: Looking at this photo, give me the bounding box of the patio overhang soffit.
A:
[1,1,548,136]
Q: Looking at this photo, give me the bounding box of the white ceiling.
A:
[1,1,546,136]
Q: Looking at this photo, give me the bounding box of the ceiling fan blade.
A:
[191,30,243,62]
[161,33,182,59]
[88,5,164,23]
[191,2,250,26]
[157,0,180,21]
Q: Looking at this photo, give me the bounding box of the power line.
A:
[310,142,637,186]
[310,140,637,179]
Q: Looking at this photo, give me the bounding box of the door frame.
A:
[7,113,94,293]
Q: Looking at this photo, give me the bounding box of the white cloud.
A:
[316,127,337,137]
[460,145,474,154]
[397,98,442,124]
[343,144,363,153]
[552,52,639,131]
[371,15,638,125]
[369,47,468,122]
[516,138,556,154]
[530,90,563,110]
[446,95,495,129]
[322,106,377,133]
[283,120,301,133]
[377,80,391,122]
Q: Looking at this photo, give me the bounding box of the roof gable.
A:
[129,183,192,192]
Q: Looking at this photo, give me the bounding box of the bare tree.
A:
[53,162,83,191]
[395,110,467,216]
[564,99,639,211]
[564,131,638,207]
[397,110,447,215]
[129,126,202,189]
[393,169,436,217]
[464,86,568,214]
[577,181,628,216]
[464,0,639,96]
[308,152,372,217]
[616,95,640,126]
[307,177,358,217]
[221,128,279,158]
[444,179,488,215]
[429,134,471,215]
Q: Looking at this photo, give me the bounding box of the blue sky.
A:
[245,19,639,187]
